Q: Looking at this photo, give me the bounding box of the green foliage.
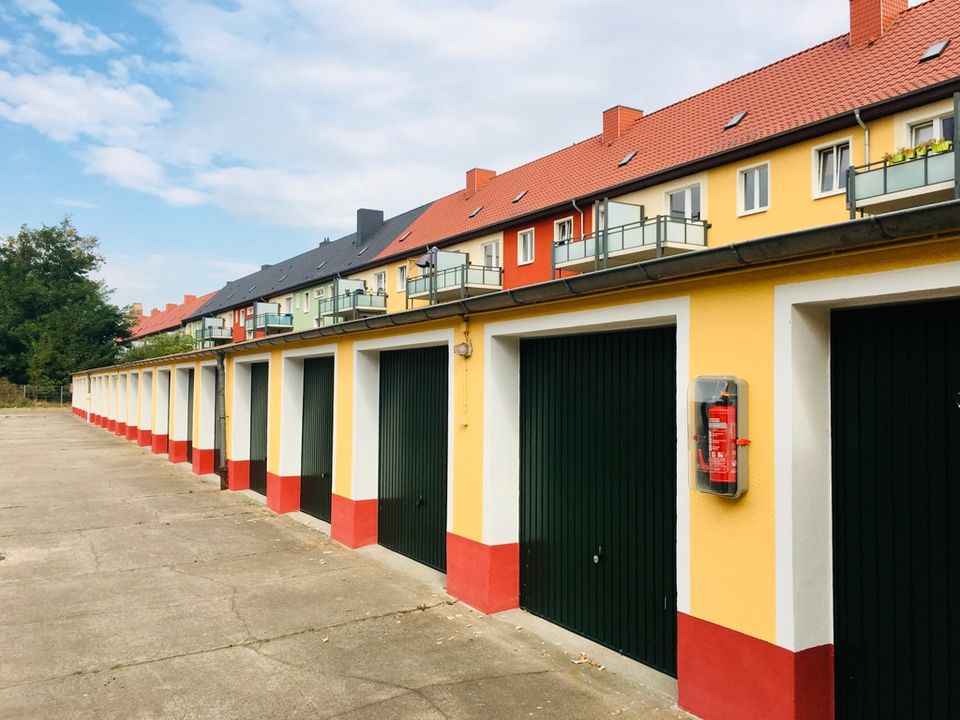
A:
[0,218,130,385]
[119,332,197,362]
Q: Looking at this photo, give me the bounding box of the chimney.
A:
[165,303,176,312]
[150,309,159,318]
[465,168,496,198]
[129,302,143,317]
[261,264,271,271]
[602,105,643,144]
[183,294,196,304]
[849,0,907,46]
[356,208,385,245]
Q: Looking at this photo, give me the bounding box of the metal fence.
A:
[22,385,72,405]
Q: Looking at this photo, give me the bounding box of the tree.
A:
[0,218,130,385]
[118,332,196,362]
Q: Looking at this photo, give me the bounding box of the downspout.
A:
[854,108,869,164]
[215,350,228,490]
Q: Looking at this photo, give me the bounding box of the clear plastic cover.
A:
[689,376,748,498]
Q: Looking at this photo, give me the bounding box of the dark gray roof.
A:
[188,203,431,320]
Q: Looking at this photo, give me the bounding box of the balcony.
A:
[195,325,232,346]
[847,145,956,216]
[245,313,294,335]
[406,264,503,304]
[317,291,387,321]
[553,215,708,273]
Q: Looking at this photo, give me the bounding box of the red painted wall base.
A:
[136,429,151,447]
[151,433,168,455]
[125,424,137,441]
[191,448,216,475]
[115,421,126,436]
[266,473,301,513]
[445,533,519,614]
[108,418,116,431]
[330,494,378,548]
[677,613,834,720]
[227,459,250,491]
[168,439,189,464]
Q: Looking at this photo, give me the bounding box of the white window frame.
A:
[284,296,293,314]
[553,217,574,244]
[737,160,771,217]
[664,182,703,220]
[811,137,852,199]
[517,228,535,266]
[303,291,310,312]
[374,271,387,293]
[481,240,500,268]
[909,113,954,146]
[397,265,407,293]
[894,99,955,149]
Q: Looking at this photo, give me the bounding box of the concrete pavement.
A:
[0,409,690,719]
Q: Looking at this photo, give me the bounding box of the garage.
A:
[249,362,269,495]
[185,368,195,462]
[300,357,335,521]
[377,346,448,572]
[519,327,677,675]
[831,298,959,719]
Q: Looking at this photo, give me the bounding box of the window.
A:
[815,142,850,196]
[397,265,407,292]
[482,240,500,268]
[739,163,769,215]
[375,271,386,293]
[911,114,954,145]
[667,184,701,220]
[303,292,310,312]
[518,228,535,265]
[554,218,573,244]
[284,297,292,314]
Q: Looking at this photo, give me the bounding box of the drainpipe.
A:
[854,108,869,164]
[215,351,228,490]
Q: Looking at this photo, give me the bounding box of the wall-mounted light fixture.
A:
[452,341,472,358]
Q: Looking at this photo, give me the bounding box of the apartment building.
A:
[73,1,960,718]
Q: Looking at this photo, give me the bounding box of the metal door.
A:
[378,347,448,571]
[831,298,959,718]
[186,368,195,463]
[249,362,269,496]
[520,327,677,675]
[300,357,334,521]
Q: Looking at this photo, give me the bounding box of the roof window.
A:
[278,274,287,282]
[920,39,950,62]
[512,190,528,203]
[469,205,483,218]
[618,150,638,167]
[398,231,412,242]
[724,111,747,130]
[357,247,367,256]
[316,260,326,270]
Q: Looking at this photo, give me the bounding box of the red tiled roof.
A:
[130,292,217,339]
[376,0,960,260]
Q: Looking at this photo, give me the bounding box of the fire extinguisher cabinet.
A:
[689,376,749,498]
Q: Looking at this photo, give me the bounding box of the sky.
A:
[0,0,883,312]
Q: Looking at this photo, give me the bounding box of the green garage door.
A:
[186,368,195,463]
[520,327,677,675]
[301,357,335,521]
[249,362,269,496]
[831,298,959,719]
[378,347,448,572]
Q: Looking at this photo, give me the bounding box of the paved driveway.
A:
[0,409,689,719]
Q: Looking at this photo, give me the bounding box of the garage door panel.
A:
[249,362,269,496]
[831,298,959,719]
[378,347,447,572]
[301,357,334,521]
[520,327,676,675]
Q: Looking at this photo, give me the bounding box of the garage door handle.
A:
[592,546,604,564]
[416,494,424,507]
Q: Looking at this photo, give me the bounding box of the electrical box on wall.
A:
[689,376,749,499]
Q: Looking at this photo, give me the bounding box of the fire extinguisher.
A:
[697,391,737,494]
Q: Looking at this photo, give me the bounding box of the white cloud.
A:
[0,38,11,56]
[14,0,120,55]
[0,68,170,142]
[55,197,97,208]
[83,145,207,206]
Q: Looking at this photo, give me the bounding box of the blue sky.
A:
[0,0,867,312]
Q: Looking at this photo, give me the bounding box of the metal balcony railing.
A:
[846,145,956,217]
[316,291,387,317]
[244,313,293,332]
[553,215,707,269]
[194,325,232,342]
[406,264,503,302]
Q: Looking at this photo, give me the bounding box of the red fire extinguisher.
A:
[697,392,737,491]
